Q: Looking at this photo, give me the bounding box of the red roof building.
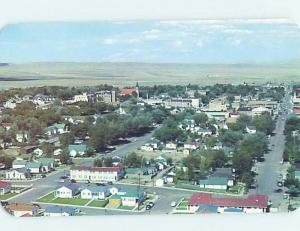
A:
[0,180,11,195]
[188,193,269,213]
[121,88,136,96]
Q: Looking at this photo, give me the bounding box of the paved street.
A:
[249,92,291,209]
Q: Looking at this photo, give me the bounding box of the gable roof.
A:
[6,203,36,212]
[56,183,80,192]
[68,144,87,152]
[81,185,109,193]
[0,180,11,188]
[199,177,229,186]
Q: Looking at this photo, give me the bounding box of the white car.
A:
[171,201,177,207]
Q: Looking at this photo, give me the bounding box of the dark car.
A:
[274,188,283,193]
[41,174,47,178]
[70,179,77,183]
[107,181,113,185]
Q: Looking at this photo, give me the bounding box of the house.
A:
[212,141,224,150]
[246,125,257,134]
[70,166,125,182]
[26,162,42,174]
[80,185,111,200]
[55,184,80,198]
[68,144,87,157]
[19,145,36,154]
[44,126,58,136]
[53,123,68,134]
[16,132,30,143]
[119,188,145,207]
[108,187,145,207]
[0,180,11,195]
[188,193,269,213]
[166,142,177,150]
[53,148,63,156]
[12,159,28,169]
[44,206,76,217]
[141,144,154,152]
[197,128,213,137]
[33,148,43,156]
[211,168,235,184]
[184,142,200,150]
[6,168,30,180]
[5,203,39,217]
[39,158,56,172]
[199,177,229,190]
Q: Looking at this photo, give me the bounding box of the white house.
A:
[141,144,154,152]
[55,184,80,199]
[166,142,177,150]
[80,185,110,200]
[184,142,200,150]
[15,132,30,143]
[6,168,30,180]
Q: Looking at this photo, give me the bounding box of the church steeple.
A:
[135,82,140,99]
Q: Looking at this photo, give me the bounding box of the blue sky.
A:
[0,20,300,63]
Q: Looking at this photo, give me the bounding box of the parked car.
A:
[171,201,177,207]
[70,179,77,183]
[41,174,47,178]
[148,202,154,207]
[146,205,152,210]
[277,181,283,187]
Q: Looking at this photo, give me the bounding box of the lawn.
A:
[0,192,18,201]
[228,183,245,194]
[175,198,189,210]
[51,198,90,206]
[36,192,56,203]
[87,199,108,208]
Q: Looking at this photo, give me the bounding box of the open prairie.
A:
[0,62,300,89]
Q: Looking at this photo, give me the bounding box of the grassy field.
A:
[0,192,18,201]
[51,198,90,206]
[36,192,56,203]
[1,62,300,89]
[87,199,108,208]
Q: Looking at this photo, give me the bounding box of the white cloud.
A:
[144,34,160,40]
[103,38,116,45]
[174,40,183,47]
[223,29,253,34]
[196,39,204,47]
[231,39,242,45]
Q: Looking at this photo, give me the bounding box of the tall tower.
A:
[135,82,140,99]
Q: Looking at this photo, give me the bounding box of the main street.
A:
[249,91,291,209]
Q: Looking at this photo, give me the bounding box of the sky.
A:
[0,19,300,63]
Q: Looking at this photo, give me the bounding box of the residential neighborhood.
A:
[0,82,299,216]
